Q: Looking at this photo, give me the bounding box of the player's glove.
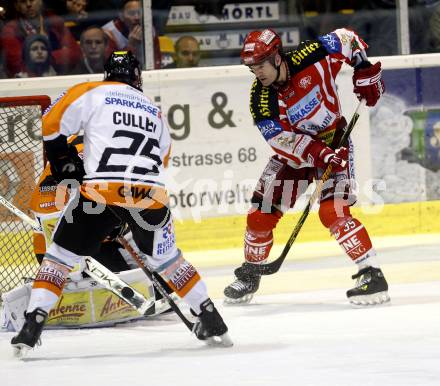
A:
[353,61,385,107]
[50,144,85,184]
[316,146,348,172]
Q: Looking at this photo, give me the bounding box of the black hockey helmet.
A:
[104,51,142,91]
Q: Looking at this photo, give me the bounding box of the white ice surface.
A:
[1,238,440,386]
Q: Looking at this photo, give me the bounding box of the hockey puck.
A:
[121,286,134,298]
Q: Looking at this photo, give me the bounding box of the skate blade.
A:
[205,332,233,348]
[349,291,391,306]
[223,293,254,305]
[12,343,32,359]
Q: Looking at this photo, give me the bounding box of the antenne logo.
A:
[100,295,132,317]
[48,295,88,321]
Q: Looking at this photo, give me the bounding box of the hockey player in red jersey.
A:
[224,28,390,306]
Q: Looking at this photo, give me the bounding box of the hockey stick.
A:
[0,195,41,231]
[116,236,195,331]
[0,194,155,315]
[243,99,367,276]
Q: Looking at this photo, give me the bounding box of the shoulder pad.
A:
[285,40,327,72]
[249,79,279,123]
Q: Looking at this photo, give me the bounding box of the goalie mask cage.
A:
[0,95,51,297]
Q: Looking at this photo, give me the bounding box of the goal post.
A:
[0,95,51,296]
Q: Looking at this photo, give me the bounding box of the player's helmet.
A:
[240,29,282,66]
[104,51,142,91]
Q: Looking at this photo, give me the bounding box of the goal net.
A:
[0,96,51,296]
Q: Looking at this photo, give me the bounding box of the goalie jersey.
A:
[42,81,171,208]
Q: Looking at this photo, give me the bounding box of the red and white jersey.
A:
[250,28,367,168]
[102,19,128,50]
[42,81,171,208]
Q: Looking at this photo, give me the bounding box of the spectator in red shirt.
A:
[102,1,142,59]
[102,0,161,69]
[1,0,81,77]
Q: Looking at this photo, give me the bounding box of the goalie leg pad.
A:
[245,209,282,264]
[1,283,32,332]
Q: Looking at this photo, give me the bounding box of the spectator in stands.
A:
[102,0,162,69]
[63,0,90,41]
[102,0,143,60]
[159,35,175,68]
[65,0,87,17]
[16,33,57,77]
[72,26,108,74]
[164,36,201,69]
[1,0,81,77]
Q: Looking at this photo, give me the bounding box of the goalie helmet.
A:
[104,51,143,91]
[240,29,282,66]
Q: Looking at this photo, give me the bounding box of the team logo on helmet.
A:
[258,29,276,45]
[240,29,282,66]
[243,56,254,65]
[244,43,256,52]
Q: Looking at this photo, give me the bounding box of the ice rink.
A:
[1,234,439,386]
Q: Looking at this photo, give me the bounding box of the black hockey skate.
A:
[347,266,390,306]
[11,308,48,358]
[193,298,233,347]
[224,264,261,304]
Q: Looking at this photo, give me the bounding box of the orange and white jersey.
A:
[42,81,171,208]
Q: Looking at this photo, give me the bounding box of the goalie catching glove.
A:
[352,61,384,107]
